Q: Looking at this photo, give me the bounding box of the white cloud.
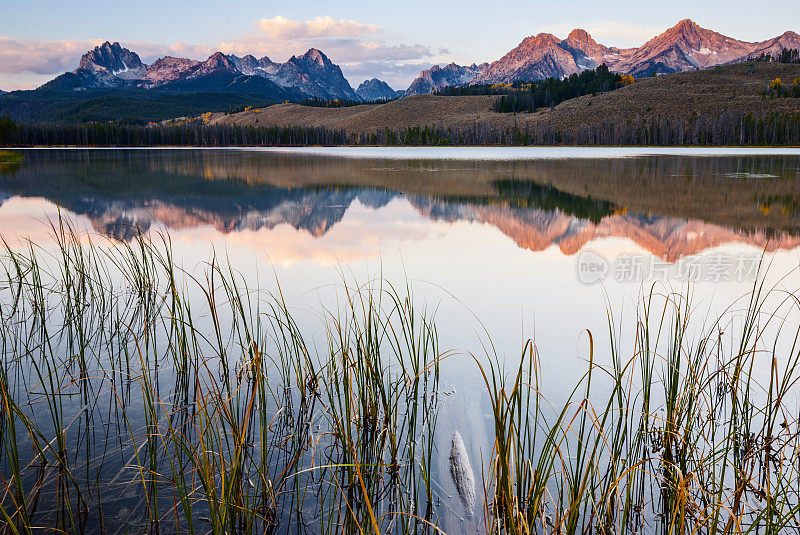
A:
[323,40,430,63]
[130,42,215,63]
[216,15,433,88]
[0,72,56,91]
[255,15,380,39]
[540,21,664,48]
[219,15,430,65]
[219,37,430,64]
[0,37,102,75]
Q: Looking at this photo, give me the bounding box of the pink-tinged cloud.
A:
[0,36,213,76]
[126,41,215,64]
[0,37,103,75]
[219,15,431,65]
[255,15,380,39]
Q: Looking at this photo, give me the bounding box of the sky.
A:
[0,0,798,90]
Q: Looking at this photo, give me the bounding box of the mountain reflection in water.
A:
[1,148,798,261]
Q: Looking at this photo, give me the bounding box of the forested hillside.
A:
[2,111,799,147]
[0,89,278,124]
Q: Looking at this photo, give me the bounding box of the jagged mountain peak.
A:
[672,19,701,32]
[145,56,199,84]
[87,41,125,57]
[522,33,562,47]
[94,41,121,53]
[564,29,613,59]
[566,29,596,46]
[355,78,398,101]
[189,52,239,77]
[405,63,486,95]
[358,77,381,86]
[567,29,591,40]
[285,49,332,72]
[747,30,800,60]
[764,30,800,45]
[206,52,235,65]
[621,19,756,74]
[290,48,333,69]
[275,49,358,100]
[660,18,722,44]
[302,48,328,65]
[78,41,146,79]
[473,31,584,84]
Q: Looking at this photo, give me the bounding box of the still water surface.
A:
[2,147,800,531]
[4,148,800,362]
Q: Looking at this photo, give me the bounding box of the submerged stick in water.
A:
[450,431,475,517]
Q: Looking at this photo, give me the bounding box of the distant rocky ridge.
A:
[355,78,400,100]
[404,63,488,96]
[43,41,362,101]
[408,19,800,92]
[82,42,145,73]
[273,48,359,101]
[145,56,200,84]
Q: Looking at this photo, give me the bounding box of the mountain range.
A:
[43,41,356,101]
[407,19,800,93]
[404,63,489,95]
[2,19,799,120]
[32,19,800,98]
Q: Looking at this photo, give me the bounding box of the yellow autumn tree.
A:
[769,78,782,90]
[619,74,635,87]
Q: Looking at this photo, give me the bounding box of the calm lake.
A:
[2,146,800,533]
[4,148,800,362]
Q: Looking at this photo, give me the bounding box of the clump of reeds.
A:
[0,220,442,534]
[478,276,800,534]
[318,279,441,533]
